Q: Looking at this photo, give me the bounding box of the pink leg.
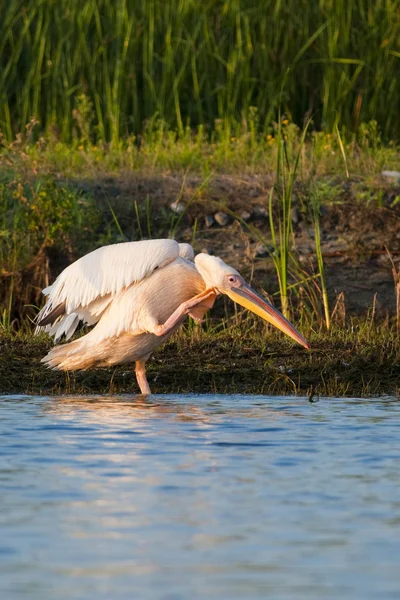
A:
[135,359,151,395]
[154,289,217,337]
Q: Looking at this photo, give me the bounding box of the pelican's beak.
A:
[226,283,310,349]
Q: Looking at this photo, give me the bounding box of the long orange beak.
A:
[226,283,310,349]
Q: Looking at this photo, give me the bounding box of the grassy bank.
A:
[1,0,400,141]
[2,317,400,397]
[1,125,400,396]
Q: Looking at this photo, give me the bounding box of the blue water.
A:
[1,394,400,599]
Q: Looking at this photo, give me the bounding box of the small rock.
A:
[169,201,185,214]
[239,210,252,221]
[253,205,268,218]
[214,211,230,226]
[254,242,273,258]
[319,205,329,217]
[205,215,215,228]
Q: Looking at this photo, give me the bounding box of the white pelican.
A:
[36,239,309,394]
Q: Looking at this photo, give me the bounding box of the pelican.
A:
[36,239,309,394]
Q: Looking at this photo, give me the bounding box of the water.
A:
[1,394,400,600]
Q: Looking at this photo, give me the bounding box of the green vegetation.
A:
[2,317,400,397]
[1,121,399,328]
[0,134,395,341]
[1,0,399,142]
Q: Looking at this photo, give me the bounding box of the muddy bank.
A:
[2,328,400,397]
[2,171,400,398]
[64,172,400,316]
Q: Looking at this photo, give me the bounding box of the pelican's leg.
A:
[154,289,217,337]
[135,359,151,395]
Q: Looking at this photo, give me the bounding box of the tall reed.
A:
[311,195,330,330]
[0,0,399,142]
[268,118,310,319]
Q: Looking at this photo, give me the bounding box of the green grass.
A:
[0,0,400,142]
[3,118,400,177]
[2,316,400,397]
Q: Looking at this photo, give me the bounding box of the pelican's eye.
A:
[227,275,238,285]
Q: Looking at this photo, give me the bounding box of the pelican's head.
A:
[194,253,310,349]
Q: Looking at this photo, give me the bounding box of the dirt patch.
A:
[67,172,400,316]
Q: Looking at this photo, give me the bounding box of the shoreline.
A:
[2,328,399,398]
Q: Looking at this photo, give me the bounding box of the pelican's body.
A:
[36,239,309,394]
[42,256,206,370]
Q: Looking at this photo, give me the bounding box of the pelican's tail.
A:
[43,331,156,371]
[42,339,98,371]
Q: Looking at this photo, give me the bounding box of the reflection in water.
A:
[1,394,400,600]
[47,394,213,422]
[44,394,287,425]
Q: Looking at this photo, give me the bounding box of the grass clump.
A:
[0,174,100,327]
[2,316,400,397]
[3,118,398,179]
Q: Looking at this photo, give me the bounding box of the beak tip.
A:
[228,285,311,351]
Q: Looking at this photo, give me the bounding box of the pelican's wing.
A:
[36,239,193,341]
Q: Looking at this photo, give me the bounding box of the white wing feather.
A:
[71,257,201,345]
[36,239,193,340]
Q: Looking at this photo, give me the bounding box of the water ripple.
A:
[0,394,400,600]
